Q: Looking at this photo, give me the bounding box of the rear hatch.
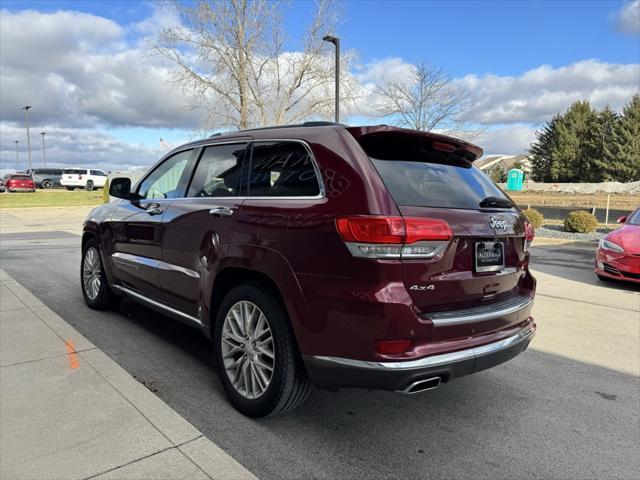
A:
[350,127,534,338]
[63,169,85,183]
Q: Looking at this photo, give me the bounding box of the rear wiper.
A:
[479,196,513,209]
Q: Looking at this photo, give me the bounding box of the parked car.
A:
[595,207,640,284]
[61,168,107,190]
[27,168,65,189]
[81,123,537,417]
[5,174,36,192]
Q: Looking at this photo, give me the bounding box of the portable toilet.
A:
[506,168,524,191]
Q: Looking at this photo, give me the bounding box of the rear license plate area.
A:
[475,241,504,272]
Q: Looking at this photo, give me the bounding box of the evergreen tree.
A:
[530,115,560,182]
[584,105,619,181]
[550,101,594,182]
[613,94,640,181]
[529,96,639,183]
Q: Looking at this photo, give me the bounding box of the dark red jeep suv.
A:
[81,123,536,417]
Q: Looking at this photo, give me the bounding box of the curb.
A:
[0,269,257,480]
[533,237,597,249]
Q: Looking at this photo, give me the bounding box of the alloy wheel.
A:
[221,301,275,399]
[82,247,102,300]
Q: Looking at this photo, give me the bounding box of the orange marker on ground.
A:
[65,340,79,370]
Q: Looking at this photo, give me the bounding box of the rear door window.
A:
[187,143,248,197]
[247,141,320,197]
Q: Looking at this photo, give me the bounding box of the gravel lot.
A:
[535,224,613,242]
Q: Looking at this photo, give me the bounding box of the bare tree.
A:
[152,0,354,130]
[374,62,481,138]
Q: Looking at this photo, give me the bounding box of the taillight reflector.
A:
[336,216,452,244]
[375,339,412,355]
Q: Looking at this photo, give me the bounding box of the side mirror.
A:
[109,177,132,200]
[617,216,627,224]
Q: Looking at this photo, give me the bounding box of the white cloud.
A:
[0,9,203,129]
[477,125,538,156]
[354,59,639,127]
[457,60,640,125]
[0,8,638,168]
[0,123,165,172]
[614,0,640,35]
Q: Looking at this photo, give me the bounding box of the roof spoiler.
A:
[346,125,483,161]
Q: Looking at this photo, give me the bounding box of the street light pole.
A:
[322,35,340,124]
[41,132,47,167]
[22,106,32,170]
[14,140,19,170]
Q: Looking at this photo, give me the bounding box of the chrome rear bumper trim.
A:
[312,326,535,372]
[425,294,534,327]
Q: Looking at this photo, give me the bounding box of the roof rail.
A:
[209,121,346,137]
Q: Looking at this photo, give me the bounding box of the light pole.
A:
[14,140,19,170]
[22,106,32,170]
[41,132,47,167]
[322,35,340,123]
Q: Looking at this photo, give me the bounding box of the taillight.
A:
[524,221,535,252]
[336,216,452,259]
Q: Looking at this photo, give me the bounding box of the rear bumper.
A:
[8,187,35,192]
[303,321,536,391]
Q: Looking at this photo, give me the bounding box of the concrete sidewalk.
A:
[0,269,256,480]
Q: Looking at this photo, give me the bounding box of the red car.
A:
[81,123,536,416]
[596,207,640,284]
[5,174,36,192]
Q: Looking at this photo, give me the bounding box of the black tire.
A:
[85,180,94,191]
[214,283,311,417]
[66,186,75,191]
[81,238,118,310]
[42,179,53,189]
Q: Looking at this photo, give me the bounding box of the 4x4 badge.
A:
[410,285,435,291]
[489,216,508,231]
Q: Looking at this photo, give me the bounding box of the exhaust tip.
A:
[399,376,441,395]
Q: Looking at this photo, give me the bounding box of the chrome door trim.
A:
[112,285,202,327]
[112,252,200,279]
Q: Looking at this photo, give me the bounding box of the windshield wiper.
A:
[479,196,513,209]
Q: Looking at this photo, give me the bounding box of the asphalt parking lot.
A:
[0,222,638,479]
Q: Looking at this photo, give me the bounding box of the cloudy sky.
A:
[0,0,639,172]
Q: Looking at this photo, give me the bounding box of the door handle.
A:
[209,207,234,217]
[145,203,163,216]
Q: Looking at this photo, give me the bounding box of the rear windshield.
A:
[11,175,31,180]
[360,134,510,210]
